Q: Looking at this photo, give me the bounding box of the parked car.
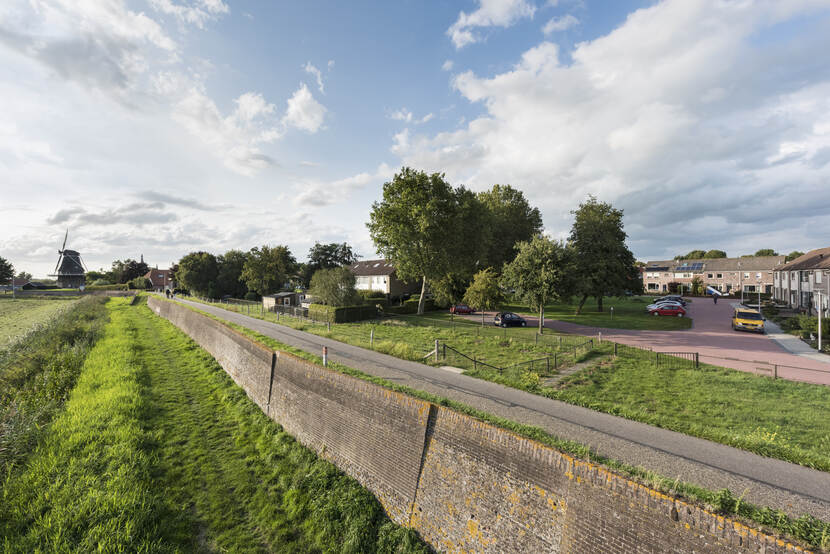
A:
[648,304,686,317]
[732,309,765,333]
[646,301,683,311]
[655,295,687,306]
[450,304,475,315]
[494,312,527,327]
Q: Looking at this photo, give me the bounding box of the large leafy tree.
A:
[463,268,504,311]
[704,249,727,259]
[241,245,297,296]
[754,249,778,257]
[674,250,706,260]
[477,184,543,270]
[0,256,14,286]
[786,250,805,262]
[176,252,219,297]
[15,271,32,281]
[569,196,639,313]
[501,237,572,333]
[216,249,249,298]
[301,242,360,287]
[110,258,150,284]
[367,168,468,315]
[309,267,361,306]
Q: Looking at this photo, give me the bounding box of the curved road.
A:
[175,298,830,521]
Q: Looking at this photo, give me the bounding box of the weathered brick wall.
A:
[148,297,810,554]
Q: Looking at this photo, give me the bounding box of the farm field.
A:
[502,295,693,330]
[0,296,80,350]
[0,298,427,553]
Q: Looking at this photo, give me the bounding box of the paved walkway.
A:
[175,298,830,521]
[489,301,830,386]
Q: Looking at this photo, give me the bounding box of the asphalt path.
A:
[175,298,830,520]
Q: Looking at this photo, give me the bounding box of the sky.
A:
[1,0,830,277]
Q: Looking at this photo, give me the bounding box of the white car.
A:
[646,301,683,311]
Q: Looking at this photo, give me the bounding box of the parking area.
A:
[508,300,830,385]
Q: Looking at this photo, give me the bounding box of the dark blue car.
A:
[494,312,527,327]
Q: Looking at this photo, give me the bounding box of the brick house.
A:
[143,268,175,293]
[349,259,420,298]
[772,247,830,313]
[642,256,785,295]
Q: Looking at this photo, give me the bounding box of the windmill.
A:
[50,230,87,288]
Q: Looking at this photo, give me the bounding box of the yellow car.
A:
[732,309,765,333]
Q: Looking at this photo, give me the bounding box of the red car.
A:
[450,304,475,314]
[648,304,686,317]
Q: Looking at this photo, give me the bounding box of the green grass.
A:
[1,297,428,552]
[0,296,82,350]
[0,296,109,474]
[170,298,830,550]
[503,295,693,330]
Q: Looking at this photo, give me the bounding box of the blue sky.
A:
[1,0,830,277]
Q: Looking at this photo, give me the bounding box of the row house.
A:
[349,259,421,298]
[642,256,785,294]
[772,247,830,313]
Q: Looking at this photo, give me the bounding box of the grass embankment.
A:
[0,296,109,474]
[173,298,830,550]
[504,295,693,330]
[0,296,82,349]
[1,298,427,553]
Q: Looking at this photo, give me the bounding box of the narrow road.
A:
[176,298,830,521]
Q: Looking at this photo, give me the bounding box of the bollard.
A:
[598,332,602,344]
[323,346,328,367]
[370,329,374,348]
[327,321,331,331]
[773,364,778,379]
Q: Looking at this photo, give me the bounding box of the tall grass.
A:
[0,296,108,474]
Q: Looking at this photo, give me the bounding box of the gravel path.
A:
[176,298,830,521]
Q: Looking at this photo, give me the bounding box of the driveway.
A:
[500,300,830,385]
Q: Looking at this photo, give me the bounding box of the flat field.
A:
[0,296,80,349]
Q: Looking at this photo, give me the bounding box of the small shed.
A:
[262,291,300,310]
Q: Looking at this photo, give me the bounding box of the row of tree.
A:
[674,249,804,261]
[174,242,360,299]
[367,168,640,326]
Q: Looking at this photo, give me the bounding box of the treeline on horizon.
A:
[672,249,804,262]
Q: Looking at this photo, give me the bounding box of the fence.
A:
[656,351,699,369]
[440,338,595,375]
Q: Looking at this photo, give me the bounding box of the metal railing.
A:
[656,351,699,369]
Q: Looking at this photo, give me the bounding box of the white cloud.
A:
[419,113,435,124]
[293,163,394,207]
[282,83,326,133]
[442,59,454,71]
[149,0,230,28]
[389,108,433,124]
[400,0,830,258]
[542,14,578,34]
[448,0,536,49]
[303,61,325,93]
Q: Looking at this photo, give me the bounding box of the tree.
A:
[704,250,727,259]
[367,167,468,315]
[15,271,32,281]
[177,252,219,297]
[569,196,639,313]
[463,268,504,311]
[477,184,543,270]
[216,249,249,298]
[690,276,704,295]
[128,276,152,290]
[309,267,361,306]
[786,250,804,262]
[241,245,297,296]
[111,258,149,284]
[0,256,14,286]
[85,270,108,283]
[301,242,360,287]
[675,250,706,260]
[501,237,572,333]
[754,249,778,257]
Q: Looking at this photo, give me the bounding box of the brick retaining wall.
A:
[147,296,810,553]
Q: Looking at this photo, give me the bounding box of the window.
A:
[756,273,761,279]
[717,273,722,279]
[743,272,750,279]
[744,285,756,292]
[816,271,822,284]
[707,273,713,278]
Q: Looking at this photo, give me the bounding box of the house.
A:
[348,259,420,298]
[262,292,301,310]
[642,256,785,295]
[772,247,830,313]
[143,268,175,293]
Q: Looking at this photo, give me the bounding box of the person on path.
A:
[713,294,718,304]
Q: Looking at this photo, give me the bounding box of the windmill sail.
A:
[49,230,86,288]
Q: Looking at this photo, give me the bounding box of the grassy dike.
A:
[173,299,830,550]
[1,298,428,553]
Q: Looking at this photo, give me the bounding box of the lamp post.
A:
[816,291,823,352]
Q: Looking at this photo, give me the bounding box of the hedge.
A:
[86,284,129,291]
[385,298,436,314]
[308,303,378,323]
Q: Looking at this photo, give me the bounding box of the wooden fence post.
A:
[435,339,439,363]
[322,346,328,367]
[694,352,699,369]
[774,364,778,379]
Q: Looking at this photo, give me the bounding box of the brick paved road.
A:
[176,298,830,521]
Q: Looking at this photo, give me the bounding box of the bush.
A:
[308,303,378,323]
[127,277,152,290]
[244,291,259,301]
[90,279,111,286]
[386,297,436,314]
[357,290,389,308]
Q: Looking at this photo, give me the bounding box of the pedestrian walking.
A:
[713,294,718,304]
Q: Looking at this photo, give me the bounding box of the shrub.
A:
[244,291,259,301]
[308,303,378,323]
[386,297,436,314]
[127,277,152,290]
[86,284,129,291]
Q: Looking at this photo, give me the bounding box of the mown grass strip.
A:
[3,296,428,552]
[0,296,109,474]
[169,297,830,550]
